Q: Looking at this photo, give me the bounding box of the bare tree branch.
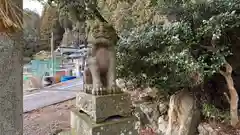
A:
[219,62,232,77]
[224,92,230,104]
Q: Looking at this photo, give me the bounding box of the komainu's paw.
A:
[92,83,106,95]
[84,84,92,94]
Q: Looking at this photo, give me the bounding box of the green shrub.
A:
[117,0,240,93]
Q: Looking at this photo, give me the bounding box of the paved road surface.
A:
[24,78,83,113]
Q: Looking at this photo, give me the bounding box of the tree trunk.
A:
[0,0,23,134]
[220,62,239,126]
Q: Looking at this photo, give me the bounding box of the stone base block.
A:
[76,92,132,123]
[71,108,138,135]
[58,131,71,135]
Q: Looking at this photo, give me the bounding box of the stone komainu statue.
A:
[83,22,121,95]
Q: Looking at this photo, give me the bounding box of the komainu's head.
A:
[88,22,118,46]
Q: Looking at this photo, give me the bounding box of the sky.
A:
[23,0,44,15]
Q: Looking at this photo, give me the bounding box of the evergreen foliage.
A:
[117,0,240,92]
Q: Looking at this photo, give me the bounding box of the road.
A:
[23,78,83,113]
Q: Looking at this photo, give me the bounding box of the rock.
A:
[141,87,159,99]
[158,102,168,115]
[116,78,134,92]
[157,116,168,134]
[133,106,150,127]
[116,78,126,89]
[166,90,201,135]
[23,76,42,91]
[112,83,171,134]
[122,85,169,133]
[139,102,160,131]
[198,123,218,135]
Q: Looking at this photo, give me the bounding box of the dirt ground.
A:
[23,97,240,135]
[23,99,75,135]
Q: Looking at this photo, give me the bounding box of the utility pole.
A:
[51,32,55,76]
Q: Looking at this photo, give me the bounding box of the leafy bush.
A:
[117,0,240,93]
[202,103,230,122]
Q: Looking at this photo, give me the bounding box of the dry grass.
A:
[0,0,23,32]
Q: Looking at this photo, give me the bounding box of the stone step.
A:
[70,108,138,135]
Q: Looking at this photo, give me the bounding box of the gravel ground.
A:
[23,99,75,135]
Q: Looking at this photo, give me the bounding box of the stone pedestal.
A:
[76,92,133,123]
[70,109,138,135]
[58,92,138,135]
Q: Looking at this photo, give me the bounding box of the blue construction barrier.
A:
[61,76,77,82]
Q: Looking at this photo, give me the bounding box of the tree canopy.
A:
[23,9,41,58]
[117,0,240,93]
[35,0,240,94]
